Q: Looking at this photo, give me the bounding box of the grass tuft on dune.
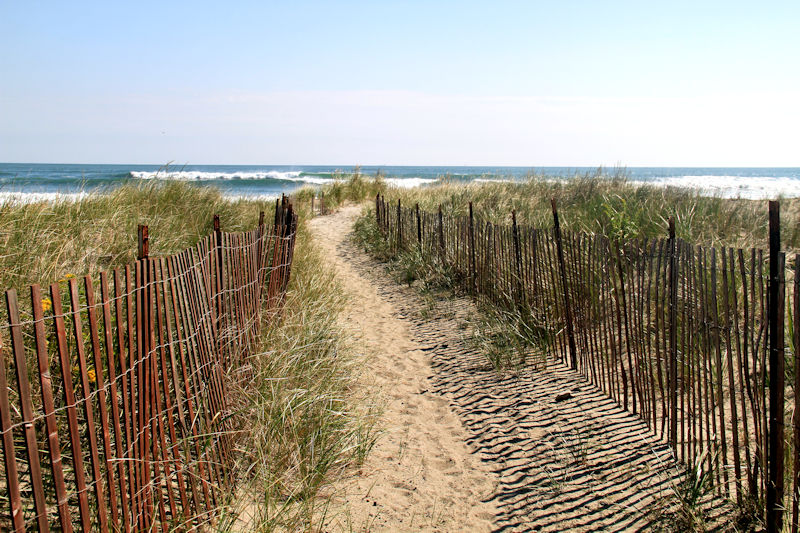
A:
[0,181,374,531]
[299,169,800,250]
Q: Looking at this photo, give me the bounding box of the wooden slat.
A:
[5,289,50,531]
[166,255,212,518]
[67,278,110,532]
[0,300,25,531]
[31,284,74,532]
[102,272,131,532]
[84,276,120,526]
[170,252,222,509]
[153,258,191,523]
[722,249,743,502]
[51,283,93,532]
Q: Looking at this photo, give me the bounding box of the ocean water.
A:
[1,163,800,202]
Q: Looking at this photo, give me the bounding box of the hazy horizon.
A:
[3,162,800,169]
[2,1,798,167]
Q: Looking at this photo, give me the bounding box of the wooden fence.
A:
[0,196,298,531]
[376,194,795,532]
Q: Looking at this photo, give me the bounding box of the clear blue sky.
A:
[1,1,798,166]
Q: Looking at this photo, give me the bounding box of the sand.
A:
[310,206,499,532]
[310,205,730,532]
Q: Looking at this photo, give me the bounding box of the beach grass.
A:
[0,181,280,290]
[223,221,377,531]
[328,171,788,530]
[301,169,800,250]
[0,181,375,531]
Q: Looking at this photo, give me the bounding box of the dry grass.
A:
[221,222,378,531]
[0,181,276,290]
[0,182,376,531]
[299,169,800,250]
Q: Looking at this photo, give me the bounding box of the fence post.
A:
[767,200,785,533]
[416,203,422,245]
[469,202,477,297]
[135,224,153,525]
[551,199,577,369]
[376,195,382,231]
[214,214,223,267]
[213,215,226,350]
[138,224,149,260]
[512,210,524,306]
[438,205,445,262]
[382,195,387,231]
[0,313,25,532]
[667,216,678,451]
[396,199,402,249]
[793,254,800,533]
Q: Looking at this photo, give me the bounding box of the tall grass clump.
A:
[223,223,377,531]
[0,181,276,290]
[352,208,458,292]
[0,182,376,530]
[293,166,388,213]
[353,207,551,372]
[300,168,800,250]
[395,175,800,250]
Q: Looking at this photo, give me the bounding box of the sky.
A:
[1,1,798,166]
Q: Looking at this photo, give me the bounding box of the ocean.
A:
[1,163,800,202]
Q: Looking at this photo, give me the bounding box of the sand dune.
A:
[311,205,729,532]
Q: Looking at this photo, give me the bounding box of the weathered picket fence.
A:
[0,197,297,531]
[376,194,795,532]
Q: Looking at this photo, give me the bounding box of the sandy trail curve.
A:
[310,206,728,532]
[310,206,499,532]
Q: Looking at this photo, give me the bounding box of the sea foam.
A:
[648,175,800,200]
[129,169,334,185]
[385,177,438,188]
[0,192,89,204]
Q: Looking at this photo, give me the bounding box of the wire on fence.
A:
[375,193,795,532]
[0,196,298,532]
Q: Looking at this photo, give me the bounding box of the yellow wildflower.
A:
[87,368,96,384]
[41,297,52,313]
[65,273,75,279]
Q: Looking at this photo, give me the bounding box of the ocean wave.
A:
[0,191,89,204]
[129,169,335,185]
[385,177,438,189]
[646,175,800,200]
[474,178,515,184]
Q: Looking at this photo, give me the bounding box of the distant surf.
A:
[1,163,799,202]
[129,169,334,185]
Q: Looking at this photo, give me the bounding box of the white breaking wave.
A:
[474,178,515,184]
[0,192,90,204]
[646,175,800,200]
[385,177,438,188]
[0,190,284,204]
[130,169,335,185]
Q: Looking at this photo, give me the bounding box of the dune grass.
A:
[219,220,376,531]
[333,171,781,530]
[0,181,277,291]
[222,221,377,531]
[300,169,800,250]
[0,182,375,531]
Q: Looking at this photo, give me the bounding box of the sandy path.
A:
[310,206,499,532]
[311,206,729,532]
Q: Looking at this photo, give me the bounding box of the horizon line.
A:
[3,161,800,169]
